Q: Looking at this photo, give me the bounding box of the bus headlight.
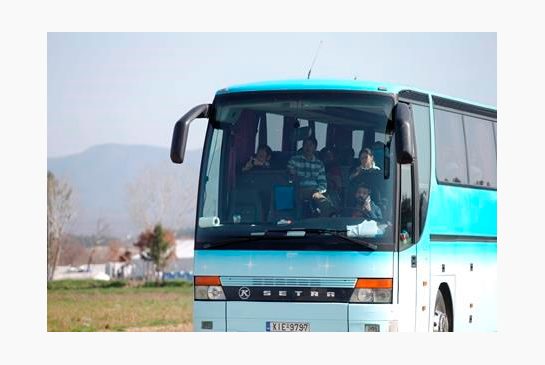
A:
[207,286,226,300]
[195,285,210,300]
[350,278,393,303]
[350,288,392,303]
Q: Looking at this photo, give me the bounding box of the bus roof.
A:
[216,79,496,111]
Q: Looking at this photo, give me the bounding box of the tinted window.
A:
[352,130,364,158]
[493,122,497,148]
[412,104,431,234]
[434,109,468,184]
[375,131,387,143]
[464,116,497,188]
[400,164,413,250]
[266,113,283,151]
[296,120,311,150]
[203,129,223,217]
[200,92,396,251]
[315,122,327,150]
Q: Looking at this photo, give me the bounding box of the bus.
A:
[170,79,497,332]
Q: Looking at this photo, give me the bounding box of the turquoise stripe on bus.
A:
[194,250,394,278]
[426,184,497,237]
[215,79,496,111]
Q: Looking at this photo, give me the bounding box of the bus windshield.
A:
[196,91,396,251]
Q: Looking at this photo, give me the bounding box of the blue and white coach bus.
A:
[170,80,497,332]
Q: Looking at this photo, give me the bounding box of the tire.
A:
[433,290,450,332]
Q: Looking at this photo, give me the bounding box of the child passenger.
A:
[242,144,273,172]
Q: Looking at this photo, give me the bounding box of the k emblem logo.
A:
[238,287,251,300]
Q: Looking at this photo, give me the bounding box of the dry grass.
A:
[125,322,193,332]
[47,284,193,332]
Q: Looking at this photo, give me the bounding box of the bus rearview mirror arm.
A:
[170,104,211,164]
[394,103,415,164]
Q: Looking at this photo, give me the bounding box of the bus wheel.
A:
[433,290,450,332]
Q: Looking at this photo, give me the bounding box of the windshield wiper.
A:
[202,228,377,251]
[201,232,287,249]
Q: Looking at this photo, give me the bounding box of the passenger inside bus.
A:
[226,107,393,228]
[345,148,382,206]
[349,147,381,180]
[346,183,383,221]
[287,136,335,218]
[242,144,272,172]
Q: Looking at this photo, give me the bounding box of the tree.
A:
[134,224,176,282]
[58,235,88,266]
[106,239,123,262]
[86,218,110,271]
[47,171,75,281]
[126,162,197,233]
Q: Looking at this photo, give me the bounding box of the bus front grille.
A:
[220,276,356,288]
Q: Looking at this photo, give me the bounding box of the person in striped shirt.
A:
[287,136,333,217]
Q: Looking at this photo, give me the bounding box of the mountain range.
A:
[47,144,202,237]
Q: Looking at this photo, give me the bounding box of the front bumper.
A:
[194,301,399,332]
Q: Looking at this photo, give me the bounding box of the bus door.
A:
[396,100,433,331]
[396,138,418,331]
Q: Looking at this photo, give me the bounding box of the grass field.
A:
[47,280,193,332]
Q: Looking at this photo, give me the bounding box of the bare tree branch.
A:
[126,163,197,232]
[47,171,75,281]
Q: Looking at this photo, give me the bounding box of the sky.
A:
[47,32,496,158]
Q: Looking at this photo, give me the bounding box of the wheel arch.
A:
[438,282,454,332]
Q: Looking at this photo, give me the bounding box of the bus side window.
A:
[434,109,468,184]
[463,116,497,188]
[411,103,431,236]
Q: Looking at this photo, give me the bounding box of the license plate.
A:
[266,321,310,332]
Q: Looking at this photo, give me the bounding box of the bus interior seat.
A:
[268,184,297,222]
[274,185,295,211]
[237,169,289,219]
[229,188,264,223]
[270,151,292,170]
[238,169,287,187]
[295,126,311,141]
[338,166,351,205]
[335,147,355,166]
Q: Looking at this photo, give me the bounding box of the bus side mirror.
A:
[394,103,415,164]
[170,104,211,164]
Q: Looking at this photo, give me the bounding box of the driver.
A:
[349,183,382,221]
